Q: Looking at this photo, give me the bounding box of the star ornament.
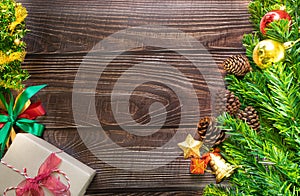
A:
[178,134,203,159]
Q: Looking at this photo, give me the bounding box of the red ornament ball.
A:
[260,10,292,34]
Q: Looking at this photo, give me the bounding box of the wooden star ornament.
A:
[178,134,203,159]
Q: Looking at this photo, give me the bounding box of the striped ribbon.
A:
[1,152,71,196]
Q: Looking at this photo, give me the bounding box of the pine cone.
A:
[197,117,227,146]
[214,89,241,116]
[238,106,260,130]
[197,117,211,141]
[214,89,227,116]
[226,90,241,116]
[214,130,226,146]
[222,55,252,76]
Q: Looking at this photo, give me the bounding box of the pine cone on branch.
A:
[197,117,227,146]
[238,106,260,130]
[222,55,252,76]
[214,89,241,116]
[225,90,241,116]
[214,89,227,116]
[214,130,226,146]
[197,117,211,141]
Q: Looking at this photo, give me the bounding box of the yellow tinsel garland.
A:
[9,4,27,33]
[0,51,26,69]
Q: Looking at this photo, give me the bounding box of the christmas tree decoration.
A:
[238,106,260,131]
[0,85,47,157]
[0,51,26,66]
[225,90,241,116]
[252,39,285,69]
[200,148,235,183]
[222,55,252,76]
[282,38,300,49]
[190,158,209,175]
[260,10,292,35]
[209,153,235,183]
[8,3,28,33]
[178,134,203,159]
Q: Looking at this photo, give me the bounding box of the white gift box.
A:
[0,133,96,196]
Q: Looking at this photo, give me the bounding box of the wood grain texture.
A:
[18,0,252,195]
[86,190,205,196]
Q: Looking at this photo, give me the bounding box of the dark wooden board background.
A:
[18,0,252,195]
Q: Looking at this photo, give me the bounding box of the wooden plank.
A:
[20,0,252,54]
[17,0,251,194]
[86,191,204,196]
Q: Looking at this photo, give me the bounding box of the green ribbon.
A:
[0,84,47,157]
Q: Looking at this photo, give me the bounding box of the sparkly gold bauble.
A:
[253,39,285,69]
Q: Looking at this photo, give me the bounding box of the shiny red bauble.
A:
[260,10,292,34]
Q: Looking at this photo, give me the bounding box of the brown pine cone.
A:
[238,106,260,130]
[222,55,252,76]
[214,89,227,116]
[197,117,211,141]
[197,117,227,146]
[214,130,226,146]
[225,90,241,116]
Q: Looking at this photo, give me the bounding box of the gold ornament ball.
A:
[253,39,285,69]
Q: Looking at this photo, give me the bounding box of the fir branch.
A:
[242,33,260,71]
[216,114,300,195]
[204,184,237,196]
[265,20,292,42]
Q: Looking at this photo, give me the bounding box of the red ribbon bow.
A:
[3,153,70,196]
[0,101,46,129]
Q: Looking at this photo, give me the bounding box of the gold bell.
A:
[209,153,235,183]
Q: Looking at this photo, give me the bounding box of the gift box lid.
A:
[0,133,96,196]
